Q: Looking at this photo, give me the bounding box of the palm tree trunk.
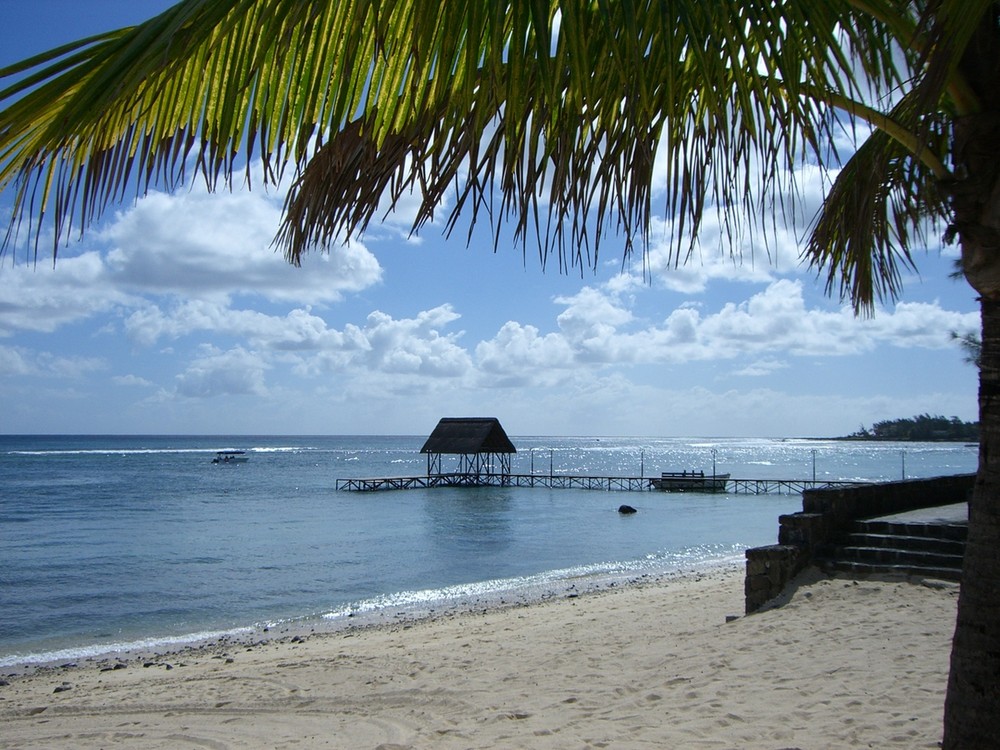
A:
[943,299,1000,748]
[942,107,1000,746]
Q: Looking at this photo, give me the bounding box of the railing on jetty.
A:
[335,473,865,495]
[726,478,863,495]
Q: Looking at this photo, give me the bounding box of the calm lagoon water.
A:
[0,434,976,667]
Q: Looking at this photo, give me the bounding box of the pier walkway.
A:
[335,473,865,495]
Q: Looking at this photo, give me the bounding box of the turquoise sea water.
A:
[0,434,977,668]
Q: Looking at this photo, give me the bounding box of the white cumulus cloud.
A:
[174,346,269,398]
[102,189,382,304]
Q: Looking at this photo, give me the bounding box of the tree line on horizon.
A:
[843,414,979,442]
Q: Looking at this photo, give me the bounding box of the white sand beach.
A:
[0,566,958,749]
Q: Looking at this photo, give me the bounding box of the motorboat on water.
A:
[212,450,249,464]
[649,470,729,492]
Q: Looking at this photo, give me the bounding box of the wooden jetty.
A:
[336,473,651,492]
[338,418,867,495]
[335,473,864,495]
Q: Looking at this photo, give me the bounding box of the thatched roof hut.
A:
[420,417,516,480]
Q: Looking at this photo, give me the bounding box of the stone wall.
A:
[744,473,974,614]
[744,544,805,614]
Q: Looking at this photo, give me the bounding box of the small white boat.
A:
[212,450,249,464]
[649,470,729,492]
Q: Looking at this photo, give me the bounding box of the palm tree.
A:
[0,1,996,745]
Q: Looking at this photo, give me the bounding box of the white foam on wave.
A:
[10,448,207,456]
[0,625,257,669]
[9,446,309,457]
[321,545,744,621]
[247,446,314,453]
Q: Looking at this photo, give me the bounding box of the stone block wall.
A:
[744,473,974,614]
[745,544,805,613]
[801,473,975,531]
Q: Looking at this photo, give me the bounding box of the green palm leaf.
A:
[0,0,977,305]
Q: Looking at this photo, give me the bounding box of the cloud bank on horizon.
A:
[0,3,981,437]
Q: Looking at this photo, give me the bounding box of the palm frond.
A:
[0,0,980,312]
[280,0,916,273]
[804,88,950,314]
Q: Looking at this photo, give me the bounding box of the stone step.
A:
[827,545,964,569]
[818,559,962,582]
[818,515,967,583]
[844,532,966,556]
[852,520,967,541]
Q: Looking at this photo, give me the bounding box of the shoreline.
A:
[1,559,743,677]
[0,565,960,749]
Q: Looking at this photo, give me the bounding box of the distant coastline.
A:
[834,414,978,442]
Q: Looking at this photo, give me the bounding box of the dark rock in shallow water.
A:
[618,504,637,515]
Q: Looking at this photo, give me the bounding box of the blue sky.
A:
[0,1,981,437]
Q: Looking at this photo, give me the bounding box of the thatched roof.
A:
[420,418,516,455]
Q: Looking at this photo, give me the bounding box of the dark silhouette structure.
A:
[420,417,516,484]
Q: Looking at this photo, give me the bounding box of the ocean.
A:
[0,434,977,669]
